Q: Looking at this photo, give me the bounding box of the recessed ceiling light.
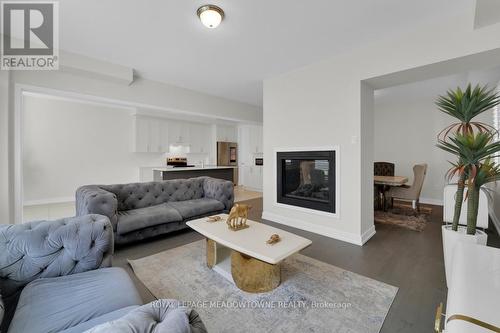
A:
[197,5,224,29]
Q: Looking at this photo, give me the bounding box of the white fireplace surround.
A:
[263,145,376,245]
[271,146,340,219]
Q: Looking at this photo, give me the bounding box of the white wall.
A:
[263,6,500,245]
[0,71,10,223]
[22,95,165,204]
[374,70,500,204]
[4,53,262,223]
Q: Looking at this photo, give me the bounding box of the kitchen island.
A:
[153,166,237,184]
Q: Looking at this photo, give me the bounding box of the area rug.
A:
[375,205,431,232]
[128,240,398,333]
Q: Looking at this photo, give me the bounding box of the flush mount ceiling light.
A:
[197,5,224,29]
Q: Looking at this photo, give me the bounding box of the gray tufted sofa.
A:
[0,215,207,333]
[76,176,234,245]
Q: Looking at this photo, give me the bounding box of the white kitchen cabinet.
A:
[149,120,161,153]
[238,124,263,164]
[238,126,252,165]
[167,120,179,144]
[216,124,237,142]
[254,166,263,191]
[189,123,211,154]
[159,120,170,152]
[168,120,189,144]
[254,126,263,153]
[240,165,263,191]
[246,125,263,154]
[133,116,169,153]
[133,116,150,152]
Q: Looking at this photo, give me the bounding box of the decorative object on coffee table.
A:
[266,234,281,245]
[226,203,251,231]
[206,215,222,223]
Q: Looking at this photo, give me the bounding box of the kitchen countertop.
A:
[153,166,237,172]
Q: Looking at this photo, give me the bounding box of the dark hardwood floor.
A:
[114,198,499,333]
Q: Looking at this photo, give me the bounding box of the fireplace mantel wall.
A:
[262,6,500,245]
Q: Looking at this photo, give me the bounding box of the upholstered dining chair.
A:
[374,162,395,209]
[387,163,428,212]
[374,162,395,177]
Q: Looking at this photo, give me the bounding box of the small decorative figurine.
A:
[226,204,252,231]
[266,234,281,245]
[206,215,222,223]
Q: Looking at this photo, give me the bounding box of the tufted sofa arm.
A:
[76,186,118,230]
[85,299,207,333]
[203,177,234,212]
[0,214,113,304]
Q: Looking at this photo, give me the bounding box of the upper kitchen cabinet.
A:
[253,125,263,154]
[216,124,237,142]
[238,125,263,160]
[189,123,212,154]
[133,115,169,153]
[168,120,190,145]
[133,116,149,152]
[133,115,238,157]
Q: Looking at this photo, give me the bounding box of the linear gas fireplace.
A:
[277,150,336,213]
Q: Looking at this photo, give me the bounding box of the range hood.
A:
[169,143,190,155]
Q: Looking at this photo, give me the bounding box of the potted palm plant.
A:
[436,84,500,285]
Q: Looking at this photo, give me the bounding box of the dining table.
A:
[374,175,408,210]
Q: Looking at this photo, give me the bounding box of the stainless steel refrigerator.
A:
[217,141,238,185]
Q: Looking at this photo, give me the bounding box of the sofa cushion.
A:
[117,204,183,235]
[59,306,139,333]
[84,300,207,333]
[101,178,206,211]
[8,267,142,333]
[167,198,224,219]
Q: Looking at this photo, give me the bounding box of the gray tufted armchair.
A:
[76,177,234,245]
[0,214,116,332]
[0,215,207,333]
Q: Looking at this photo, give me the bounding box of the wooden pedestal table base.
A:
[231,251,281,293]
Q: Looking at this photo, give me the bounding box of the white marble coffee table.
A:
[186,214,312,293]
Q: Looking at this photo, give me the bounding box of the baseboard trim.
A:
[262,211,372,246]
[419,197,443,206]
[241,186,263,192]
[360,225,377,245]
[24,197,75,206]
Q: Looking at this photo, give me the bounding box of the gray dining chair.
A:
[387,163,428,212]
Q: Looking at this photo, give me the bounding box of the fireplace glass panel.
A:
[283,159,330,203]
[277,150,335,213]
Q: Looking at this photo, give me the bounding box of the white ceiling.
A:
[59,0,472,107]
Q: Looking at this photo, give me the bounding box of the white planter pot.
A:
[442,225,487,286]
[443,185,490,228]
